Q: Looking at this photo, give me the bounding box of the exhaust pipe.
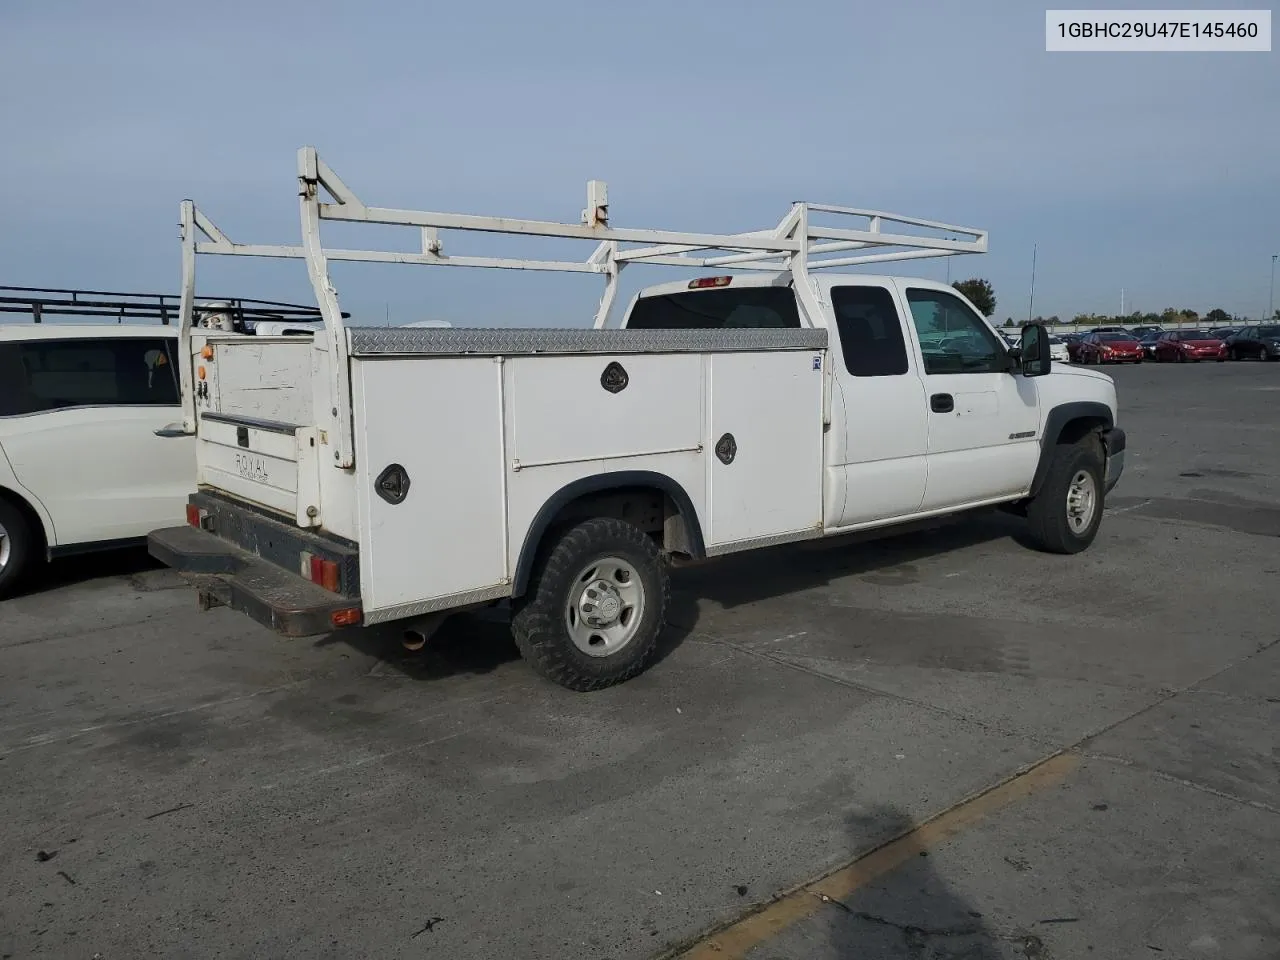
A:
[399,612,450,652]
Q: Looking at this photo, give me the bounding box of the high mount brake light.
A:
[688,276,732,289]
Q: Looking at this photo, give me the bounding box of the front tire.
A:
[1024,439,1106,555]
[510,517,669,692]
[0,499,36,600]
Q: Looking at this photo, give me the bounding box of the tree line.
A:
[949,278,1276,329]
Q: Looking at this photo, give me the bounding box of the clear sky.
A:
[1,0,1277,326]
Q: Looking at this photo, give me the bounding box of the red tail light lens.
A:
[306,554,340,592]
[320,560,339,593]
[186,504,202,527]
[688,276,732,289]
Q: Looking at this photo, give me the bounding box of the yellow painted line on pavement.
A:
[667,751,1079,960]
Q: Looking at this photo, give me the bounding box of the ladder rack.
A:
[176,146,989,468]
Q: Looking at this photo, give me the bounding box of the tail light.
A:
[302,552,341,592]
[688,276,732,289]
[186,504,206,528]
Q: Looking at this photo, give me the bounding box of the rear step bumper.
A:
[148,524,362,637]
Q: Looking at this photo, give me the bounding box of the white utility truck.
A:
[148,148,1126,691]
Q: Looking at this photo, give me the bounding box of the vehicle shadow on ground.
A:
[328,511,1026,685]
[11,545,164,598]
[815,805,1040,959]
[671,509,1024,613]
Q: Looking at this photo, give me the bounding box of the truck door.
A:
[824,282,929,527]
[894,282,1039,511]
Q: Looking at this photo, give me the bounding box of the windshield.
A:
[1257,325,1280,338]
[1178,331,1215,340]
[1098,333,1138,342]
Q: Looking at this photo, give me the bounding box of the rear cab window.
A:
[625,286,801,330]
[0,336,179,416]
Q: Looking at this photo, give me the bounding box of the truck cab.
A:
[621,271,1121,532]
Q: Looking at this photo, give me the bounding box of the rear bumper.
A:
[148,498,362,637]
[1102,427,1126,494]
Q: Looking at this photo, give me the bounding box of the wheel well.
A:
[512,474,704,598]
[1029,404,1114,500]
[1054,415,1108,450]
[0,486,49,555]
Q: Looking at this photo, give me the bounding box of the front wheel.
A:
[1023,439,1105,555]
[0,499,37,600]
[510,517,669,692]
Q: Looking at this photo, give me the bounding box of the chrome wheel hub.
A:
[0,520,9,571]
[1066,470,1097,535]
[565,557,645,657]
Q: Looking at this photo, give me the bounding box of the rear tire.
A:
[1024,439,1105,555]
[510,517,669,692]
[0,499,36,600]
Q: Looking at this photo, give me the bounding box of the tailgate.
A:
[193,335,321,527]
[197,412,320,524]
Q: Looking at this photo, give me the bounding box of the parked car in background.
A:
[1153,329,1228,363]
[1210,326,1243,342]
[1224,324,1280,361]
[0,284,327,597]
[1073,331,1144,364]
[1138,331,1162,360]
[1088,325,1133,336]
[1129,325,1164,339]
[1048,335,1069,363]
[0,325,195,596]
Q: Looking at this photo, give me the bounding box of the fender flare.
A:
[1029,401,1114,498]
[512,470,705,597]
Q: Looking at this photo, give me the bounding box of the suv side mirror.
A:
[1019,323,1051,377]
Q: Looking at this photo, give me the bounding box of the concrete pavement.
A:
[1,360,1276,959]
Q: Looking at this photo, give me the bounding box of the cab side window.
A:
[830,285,908,377]
[904,288,1006,374]
[0,338,179,416]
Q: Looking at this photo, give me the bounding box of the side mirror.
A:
[1019,323,1051,377]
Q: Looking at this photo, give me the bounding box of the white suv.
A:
[0,324,195,596]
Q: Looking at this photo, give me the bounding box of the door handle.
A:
[930,393,954,413]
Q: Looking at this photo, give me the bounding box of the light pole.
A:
[1270,254,1277,323]
[1027,242,1037,325]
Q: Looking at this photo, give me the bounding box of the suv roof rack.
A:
[0,285,333,327]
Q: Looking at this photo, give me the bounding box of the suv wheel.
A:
[0,499,36,599]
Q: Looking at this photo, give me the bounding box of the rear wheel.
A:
[1024,438,1105,555]
[0,499,36,600]
[510,517,669,692]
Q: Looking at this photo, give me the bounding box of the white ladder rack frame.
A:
[177,145,988,469]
